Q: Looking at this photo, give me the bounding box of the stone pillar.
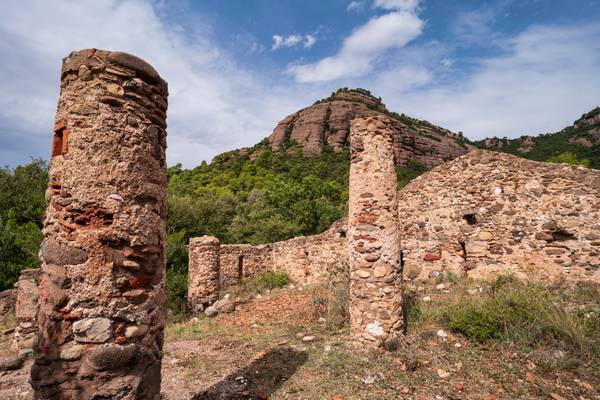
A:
[13,269,40,356]
[348,115,403,345]
[188,236,221,312]
[31,49,168,400]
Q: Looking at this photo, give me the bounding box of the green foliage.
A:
[446,277,597,356]
[396,160,428,188]
[247,270,289,292]
[166,144,350,247]
[0,160,47,290]
[166,269,188,314]
[474,112,600,169]
[547,151,590,167]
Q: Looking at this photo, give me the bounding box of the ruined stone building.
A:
[399,150,600,285]
[188,151,600,313]
[31,49,168,400]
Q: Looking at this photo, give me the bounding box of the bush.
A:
[166,269,188,316]
[547,152,590,167]
[446,276,596,356]
[248,270,289,292]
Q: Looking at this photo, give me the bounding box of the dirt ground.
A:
[1,286,599,399]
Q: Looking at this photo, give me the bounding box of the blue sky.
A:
[1,0,599,167]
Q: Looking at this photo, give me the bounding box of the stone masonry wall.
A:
[399,150,600,286]
[12,269,40,356]
[188,236,220,311]
[348,116,403,344]
[216,219,348,288]
[32,49,168,400]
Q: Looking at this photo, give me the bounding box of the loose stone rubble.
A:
[399,150,600,285]
[188,236,221,312]
[347,115,403,344]
[13,269,40,357]
[31,49,168,400]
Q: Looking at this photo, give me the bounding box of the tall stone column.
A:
[348,115,403,345]
[32,49,168,400]
[188,236,221,312]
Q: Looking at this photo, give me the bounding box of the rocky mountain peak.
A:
[268,88,471,167]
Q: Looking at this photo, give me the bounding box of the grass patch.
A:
[248,270,288,291]
[311,262,350,331]
[409,276,600,367]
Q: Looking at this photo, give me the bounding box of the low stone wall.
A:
[0,289,16,318]
[217,219,348,287]
[13,269,40,356]
[398,150,600,286]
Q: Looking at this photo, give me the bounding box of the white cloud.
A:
[346,1,366,12]
[304,35,317,49]
[371,24,600,139]
[0,0,308,168]
[288,10,423,82]
[373,0,419,11]
[272,34,317,51]
[453,9,497,45]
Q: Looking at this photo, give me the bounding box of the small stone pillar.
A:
[188,236,221,312]
[348,115,403,345]
[13,268,40,356]
[32,49,168,400]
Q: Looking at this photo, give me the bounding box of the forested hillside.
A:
[474,107,600,168]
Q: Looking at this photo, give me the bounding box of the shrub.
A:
[547,152,590,167]
[446,276,596,357]
[166,269,188,317]
[248,270,288,292]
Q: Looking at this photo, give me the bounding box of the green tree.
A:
[547,152,590,167]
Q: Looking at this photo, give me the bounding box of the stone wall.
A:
[32,49,168,400]
[348,116,403,344]
[399,150,600,286]
[215,219,348,288]
[12,269,40,356]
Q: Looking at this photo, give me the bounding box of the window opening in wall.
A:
[463,213,477,225]
[52,122,68,158]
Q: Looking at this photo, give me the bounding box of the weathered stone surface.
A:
[0,354,26,371]
[12,269,39,353]
[40,238,88,265]
[59,343,84,361]
[87,344,139,371]
[0,288,16,316]
[188,236,221,310]
[398,150,600,285]
[216,219,347,287]
[348,115,403,345]
[73,318,112,343]
[268,89,471,167]
[32,49,168,400]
